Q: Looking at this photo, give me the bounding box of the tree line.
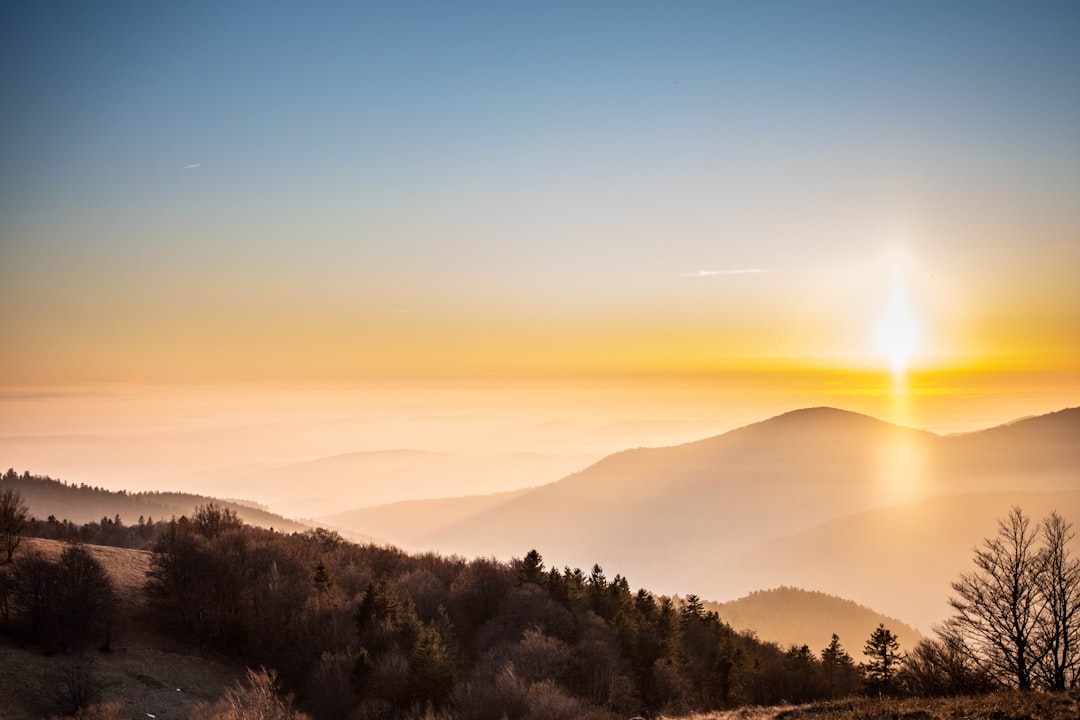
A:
[919,507,1080,693]
[140,506,874,717]
[0,540,115,654]
[2,479,1078,718]
[0,468,305,534]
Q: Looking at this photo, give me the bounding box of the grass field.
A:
[0,538,240,720]
[676,690,1080,720]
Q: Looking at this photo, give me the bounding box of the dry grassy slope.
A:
[679,690,1080,720]
[0,538,241,720]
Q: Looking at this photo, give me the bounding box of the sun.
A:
[875,281,919,376]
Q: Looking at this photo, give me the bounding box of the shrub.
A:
[59,655,105,713]
[51,702,127,720]
[301,651,357,719]
[452,659,528,720]
[526,679,585,720]
[189,667,311,720]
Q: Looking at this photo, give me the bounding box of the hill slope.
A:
[419,408,939,577]
[329,407,1078,629]
[0,471,312,534]
[710,489,1080,630]
[320,487,532,545]
[0,538,239,720]
[708,587,923,654]
[431,409,1074,571]
[205,449,597,516]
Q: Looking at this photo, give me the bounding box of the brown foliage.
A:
[1,485,30,563]
[190,666,311,720]
[51,702,128,720]
[7,545,114,649]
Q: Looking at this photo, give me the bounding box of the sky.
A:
[2,2,1080,487]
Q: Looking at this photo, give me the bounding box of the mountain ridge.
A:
[333,405,1079,629]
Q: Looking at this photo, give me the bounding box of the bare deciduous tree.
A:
[60,654,104,713]
[1036,511,1080,690]
[900,625,993,696]
[0,487,30,563]
[948,506,1049,690]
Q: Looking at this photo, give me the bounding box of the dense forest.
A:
[1,471,1078,719]
[4,507,870,718]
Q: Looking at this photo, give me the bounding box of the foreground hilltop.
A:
[4,507,1076,720]
[0,514,911,719]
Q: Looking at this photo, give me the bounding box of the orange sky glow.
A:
[2,3,1078,502]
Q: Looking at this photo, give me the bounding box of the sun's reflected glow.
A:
[871,263,925,503]
[876,279,919,378]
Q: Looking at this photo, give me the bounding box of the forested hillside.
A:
[2,509,884,719]
[3,483,1077,719]
[707,587,922,653]
[1,469,310,534]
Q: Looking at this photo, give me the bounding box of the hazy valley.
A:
[3,404,1079,719]
[8,405,1078,637]
[313,406,1079,631]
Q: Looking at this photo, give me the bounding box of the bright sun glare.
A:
[875,280,919,376]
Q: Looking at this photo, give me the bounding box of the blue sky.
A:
[2,1,1079,383]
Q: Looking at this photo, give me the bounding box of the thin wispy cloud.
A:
[183,163,201,169]
[678,269,765,277]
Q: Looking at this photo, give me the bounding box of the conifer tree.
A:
[820,633,859,697]
[312,560,335,597]
[516,549,545,585]
[863,624,902,695]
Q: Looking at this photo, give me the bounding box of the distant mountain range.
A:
[322,406,1080,630]
[322,488,533,544]
[195,449,596,518]
[7,406,1077,633]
